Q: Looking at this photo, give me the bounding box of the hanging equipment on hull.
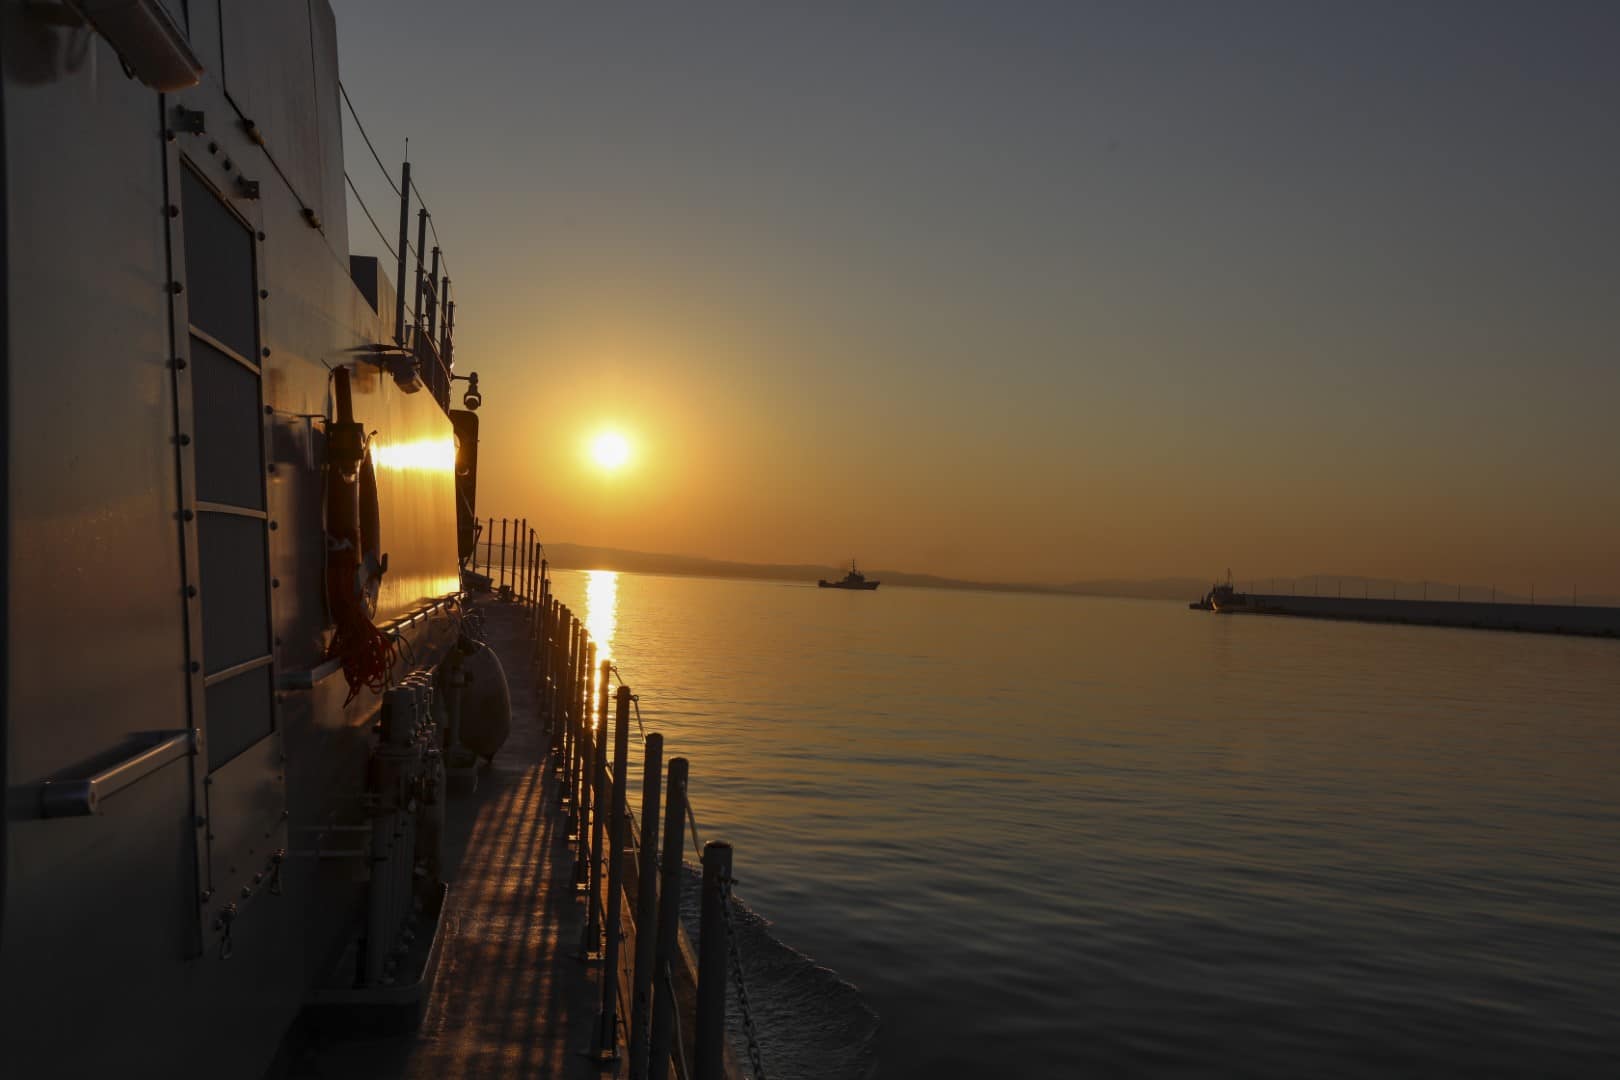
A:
[326,367,395,702]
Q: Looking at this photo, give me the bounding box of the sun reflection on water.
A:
[584,570,619,725]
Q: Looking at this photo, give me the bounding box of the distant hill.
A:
[539,542,1207,602]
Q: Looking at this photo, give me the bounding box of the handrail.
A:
[39,730,195,818]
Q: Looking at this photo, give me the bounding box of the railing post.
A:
[596,684,633,1060]
[412,208,429,342]
[584,658,612,952]
[695,840,733,1080]
[425,245,440,339]
[627,733,663,1079]
[546,598,561,740]
[571,621,588,825]
[484,515,493,576]
[575,641,599,890]
[517,517,527,603]
[647,756,689,1080]
[498,518,508,592]
[569,617,584,817]
[393,161,410,346]
[560,611,576,809]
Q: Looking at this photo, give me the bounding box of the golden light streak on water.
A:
[584,570,619,727]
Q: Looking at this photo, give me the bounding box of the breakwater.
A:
[1225,594,1620,638]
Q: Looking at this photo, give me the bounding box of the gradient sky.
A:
[333,2,1620,590]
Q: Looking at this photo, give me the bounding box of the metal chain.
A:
[719,878,768,1080]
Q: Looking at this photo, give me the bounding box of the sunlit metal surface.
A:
[371,436,456,474]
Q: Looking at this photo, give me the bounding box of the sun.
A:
[590,429,632,471]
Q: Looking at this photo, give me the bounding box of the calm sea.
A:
[544,569,1620,1078]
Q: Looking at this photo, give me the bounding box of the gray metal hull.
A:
[1,4,464,1073]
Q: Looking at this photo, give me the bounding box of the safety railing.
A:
[465,516,545,606]
[339,81,461,413]
[496,542,766,1080]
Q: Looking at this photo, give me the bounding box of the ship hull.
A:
[818,580,880,590]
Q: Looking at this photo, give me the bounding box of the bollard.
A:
[646,757,689,1080]
[627,733,664,1079]
[596,685,634,1059]
[575,642,599,892]
[694,841,733,1080]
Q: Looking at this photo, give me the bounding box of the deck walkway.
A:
[295,599,619,1080]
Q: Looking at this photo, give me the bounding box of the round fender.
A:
[459,643,512,761]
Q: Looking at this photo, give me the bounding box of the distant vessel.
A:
[1190,571,1250,612]
[819,560,881,590]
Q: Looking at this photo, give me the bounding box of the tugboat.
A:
[1191,570,1250,612]
[819,560,881,590]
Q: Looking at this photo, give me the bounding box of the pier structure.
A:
[1215,593,1620,638]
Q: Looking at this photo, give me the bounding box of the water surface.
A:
[547,570,1620,1078]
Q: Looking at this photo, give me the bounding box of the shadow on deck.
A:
[289,599,612,1080]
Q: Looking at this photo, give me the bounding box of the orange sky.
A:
[336,4,1620,593]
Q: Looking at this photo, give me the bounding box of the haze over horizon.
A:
[335,2,1620,594]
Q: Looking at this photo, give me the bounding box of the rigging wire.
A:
[344,171,398,262]
[337,80,402,196]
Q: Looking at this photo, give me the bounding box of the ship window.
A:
[179,167,256,362]
[196,512,271,675]
[190,335,265,509]
[204,663,274,769]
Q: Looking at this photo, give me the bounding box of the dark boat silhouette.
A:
[819,560,880,590]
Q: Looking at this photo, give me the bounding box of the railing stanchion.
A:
[583,658,612,949]
[575,641,599,890]
[647,756,689,1080]
[561,611,577,811]
[573,621,592,835]
[694,840,733,1080]
[498,518,508,592]
[517,517,527,603]
[627,733,664,1079]
[596,684,634,1059]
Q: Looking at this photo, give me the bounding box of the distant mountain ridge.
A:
[540,542,1206,601]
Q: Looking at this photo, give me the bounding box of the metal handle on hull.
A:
[38,730,196,818]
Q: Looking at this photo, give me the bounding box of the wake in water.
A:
[680,866,881,1080]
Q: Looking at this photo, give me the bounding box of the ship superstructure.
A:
[1,4,487,1072]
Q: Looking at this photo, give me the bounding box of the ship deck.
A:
[291,598,621,1080]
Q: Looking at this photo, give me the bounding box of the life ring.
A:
[326,367,394,702]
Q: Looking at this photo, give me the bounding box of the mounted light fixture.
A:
[74,0,203,91]
[451,371,481,410]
